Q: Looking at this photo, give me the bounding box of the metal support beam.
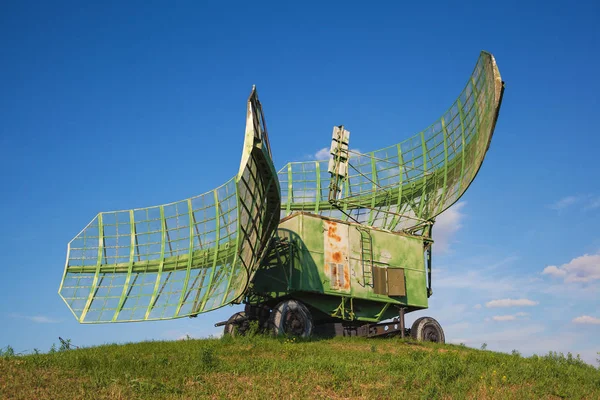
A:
[399,307,405,339]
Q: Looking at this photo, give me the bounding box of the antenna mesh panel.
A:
[59,90,280,323]
[279,51,503,231]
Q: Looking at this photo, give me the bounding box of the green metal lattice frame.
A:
[58,88,281,323]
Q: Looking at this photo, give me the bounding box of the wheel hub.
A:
[423,325,439,342]
[284,310,305,335]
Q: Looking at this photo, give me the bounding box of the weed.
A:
[284,336,297,344]
[542,351,588,368]
[199,346,217,371]
[246,320,261,337]
[0,345,15,358]
[59,337,73,351]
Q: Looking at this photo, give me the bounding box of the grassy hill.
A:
[1,335,599,399]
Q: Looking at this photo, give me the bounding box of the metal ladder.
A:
[358,228,374,287]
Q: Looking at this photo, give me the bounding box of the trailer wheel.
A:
[269,299,313,338]
[224,312,249,337]
[410,317,445,344]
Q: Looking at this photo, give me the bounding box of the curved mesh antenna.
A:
[58,87,281,323]
[279,51,504,231]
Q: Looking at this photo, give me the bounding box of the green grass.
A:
[1,336,599,399]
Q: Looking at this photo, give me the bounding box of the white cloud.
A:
[549,194,600,211]
[315,147,330,161]
[9,313,61,323]
[485,298,538,308]
[515,312,529,317]
[492,315,516,321]
[542,253,600,283]
[314,147,363,161]
[433,202,466,253]
[31,316,60,323]
[549,196,579,210]
[586,197,600,209]
[348,149,362,158]
[492,312,529,322]
[473,304,482,310]
[486,256,520,270]
[542,265,566,277]
[572,315,600,325]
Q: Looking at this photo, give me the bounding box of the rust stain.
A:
[332,251,342,263]
[343,267,350,290]
[327,223,342,242]
[324,219,348,290]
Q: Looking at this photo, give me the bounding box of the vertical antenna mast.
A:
[327,125,350,204]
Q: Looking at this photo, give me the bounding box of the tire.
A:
[223,312,249,337]
[269,299,313,338]
[410,316,445,344]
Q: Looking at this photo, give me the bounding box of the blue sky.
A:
[1,1,599,364]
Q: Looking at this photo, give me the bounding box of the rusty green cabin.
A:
[252,212,430,324]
